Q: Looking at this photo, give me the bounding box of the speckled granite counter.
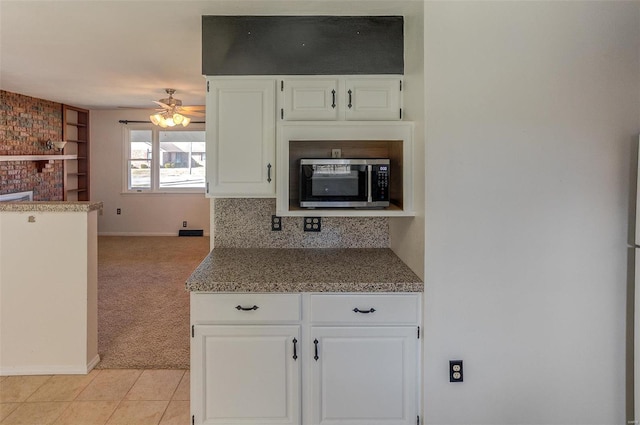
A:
[0,201,103,212]
[186,248,423,293]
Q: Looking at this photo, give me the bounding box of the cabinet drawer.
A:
[309,294,420,324]
[191,293,301,323]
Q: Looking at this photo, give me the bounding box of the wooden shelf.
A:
[63,105,90,201]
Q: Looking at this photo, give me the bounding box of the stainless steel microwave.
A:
[299,158,390,208]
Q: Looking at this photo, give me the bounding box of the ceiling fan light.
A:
[150,90,193,128]
[172,113,184,125]
[150,114,162,125]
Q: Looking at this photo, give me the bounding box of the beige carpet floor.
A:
[96,236,210,369]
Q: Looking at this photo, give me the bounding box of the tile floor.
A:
[0,369,189,425]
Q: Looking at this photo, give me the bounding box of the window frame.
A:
[123,123,206,194]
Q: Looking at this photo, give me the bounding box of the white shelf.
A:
[278,204,416,217]
[0,155,78,161]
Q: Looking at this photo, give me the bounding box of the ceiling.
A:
[0,0,420,111]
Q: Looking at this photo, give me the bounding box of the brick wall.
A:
[0,90,64,201]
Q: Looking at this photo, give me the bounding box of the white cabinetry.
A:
[191,294,301,425]
[279,76,402,121]
[309,327,417,425]
[192,325,301,425]
[280,78,339,121]
[307,294,419,425]
[206,78,276,197]
[191,293,421,425]
[343,77,402,121]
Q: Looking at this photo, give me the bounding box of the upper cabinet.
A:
[204,76,414,215]
[62,105,90,201]
[279,77,402,121]
[205,78,276,197]
[280,78,339,121]
[344,77,403,121]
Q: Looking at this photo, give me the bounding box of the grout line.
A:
[168,370,186,402]
[121,369,143,402]
[22,375,54,402]
[1,369,187,425]
[103,370,143,425]
[103,397,124,425]
[156,400,172,425]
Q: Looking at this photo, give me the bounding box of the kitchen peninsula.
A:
[0,201,102,375]
[188,246,423,425]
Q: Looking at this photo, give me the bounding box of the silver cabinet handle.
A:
[267,163,272,183]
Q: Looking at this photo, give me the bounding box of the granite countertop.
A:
[186,248,423,293]
[0,201,103,212]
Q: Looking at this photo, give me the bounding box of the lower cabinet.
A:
[191,325,301,425]
[310,327,418,425]
[191,293,421,425]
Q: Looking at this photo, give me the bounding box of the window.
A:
[125,125,205,193]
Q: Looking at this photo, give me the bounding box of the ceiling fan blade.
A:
[184,111,205,117]
[180,106,205,112]
[153,100,171,109]
[118,106,145,109]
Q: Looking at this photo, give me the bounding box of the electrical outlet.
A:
[183,221,188,228]
[449,360,463,382]
[116,208,121,215]
[331,148,341,158]
[271,215,282,231]
[303,217,321,232]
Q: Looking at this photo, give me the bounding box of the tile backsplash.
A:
[213,198,389,248]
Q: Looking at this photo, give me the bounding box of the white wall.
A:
[0,209,99,374]
[424,2,640,424]
[390,1,425,279]
[91,109,210,236]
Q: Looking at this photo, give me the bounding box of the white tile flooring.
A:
[0,369,189,425]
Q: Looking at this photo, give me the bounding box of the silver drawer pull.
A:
[235,305,259,311]
[353,307,376,314]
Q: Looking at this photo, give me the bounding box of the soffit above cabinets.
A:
[202,16,404,76]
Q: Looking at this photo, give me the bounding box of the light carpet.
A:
[96,236,210,369]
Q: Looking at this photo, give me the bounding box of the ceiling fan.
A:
[149,88,204,128]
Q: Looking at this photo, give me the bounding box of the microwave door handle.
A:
[367,165,373,203]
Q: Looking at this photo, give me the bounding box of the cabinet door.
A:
[344,78,402,121]
[309,327,417,425]
[192,325,301,425]
[206,79,276,197]
[280,79,339,121]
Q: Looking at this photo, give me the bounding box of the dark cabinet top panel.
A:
[202,16,404,75]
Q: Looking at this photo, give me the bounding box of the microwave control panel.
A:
[373,165,390,201]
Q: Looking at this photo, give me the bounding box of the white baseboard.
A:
[87,354,101,372]
[1,355,101,376]
[1,360,99,376]
[98,232,210,237]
